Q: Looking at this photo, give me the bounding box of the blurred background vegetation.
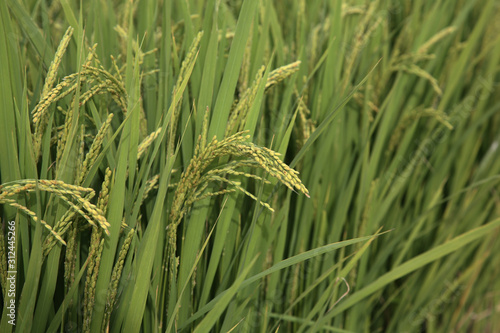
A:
[1,0,499,332]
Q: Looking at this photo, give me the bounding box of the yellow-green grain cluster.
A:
[64,225,78,293]
[0,180,110,243]
[238,26,253,95]
[97,167,113,213]
[165,113,309,312]
[294,85,315,148]
[265,61,301,89]
[83,231,104,333]
[31,41,127,164]
[226,66,266,136]
[137,127,162,159]
[102,227,135,331]
[168,31,204,155]
[169,129,309,232]
[32,27,74,160]
[77,113,114,185]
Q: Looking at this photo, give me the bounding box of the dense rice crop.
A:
[1,0,499,332]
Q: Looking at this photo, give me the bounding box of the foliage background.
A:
[1,0,499,332]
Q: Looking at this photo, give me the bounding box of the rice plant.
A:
[1,0,499,332]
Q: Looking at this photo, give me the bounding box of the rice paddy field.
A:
[1,0,500,332]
